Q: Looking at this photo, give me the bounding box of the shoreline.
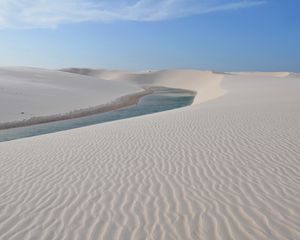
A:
[0,88,153,131]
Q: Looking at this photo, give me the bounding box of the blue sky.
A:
[0,0,299,71]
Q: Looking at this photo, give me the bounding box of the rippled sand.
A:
[1,70,300,239]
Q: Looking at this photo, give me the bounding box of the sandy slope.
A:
[62,68,226,104]
[1,70,300,240]
[0,67,141,123]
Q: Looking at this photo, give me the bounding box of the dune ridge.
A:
[62,68,226,104]
[1,70,300,239]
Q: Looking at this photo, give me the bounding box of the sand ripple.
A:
[0,74,300,239]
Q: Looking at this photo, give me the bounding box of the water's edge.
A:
[0,87,196,142]
[0,88,153,130]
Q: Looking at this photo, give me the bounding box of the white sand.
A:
[228,71,291,77]
[63,68,226,104]
[0,67,141,123]
[1,69,300,239]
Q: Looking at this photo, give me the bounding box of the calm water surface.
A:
[0,88,196,142]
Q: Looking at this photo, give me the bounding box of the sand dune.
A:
[0,67,141,123]
[62,68,226,104]
[289,72,300,78]
[228,71,291,77]
[1,70,300,239]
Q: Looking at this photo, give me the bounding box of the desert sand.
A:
[0,67,142,124]
[62,68,226,104]
[0,69,300,239]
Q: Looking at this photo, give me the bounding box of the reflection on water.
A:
[0,87,196,142]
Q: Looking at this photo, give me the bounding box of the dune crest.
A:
[63,68,227,104]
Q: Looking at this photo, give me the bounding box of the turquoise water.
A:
[0,88,196,142]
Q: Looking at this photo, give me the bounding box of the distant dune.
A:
[62,68,226,104]
[1,68,300,239]
[228,71,291,77]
